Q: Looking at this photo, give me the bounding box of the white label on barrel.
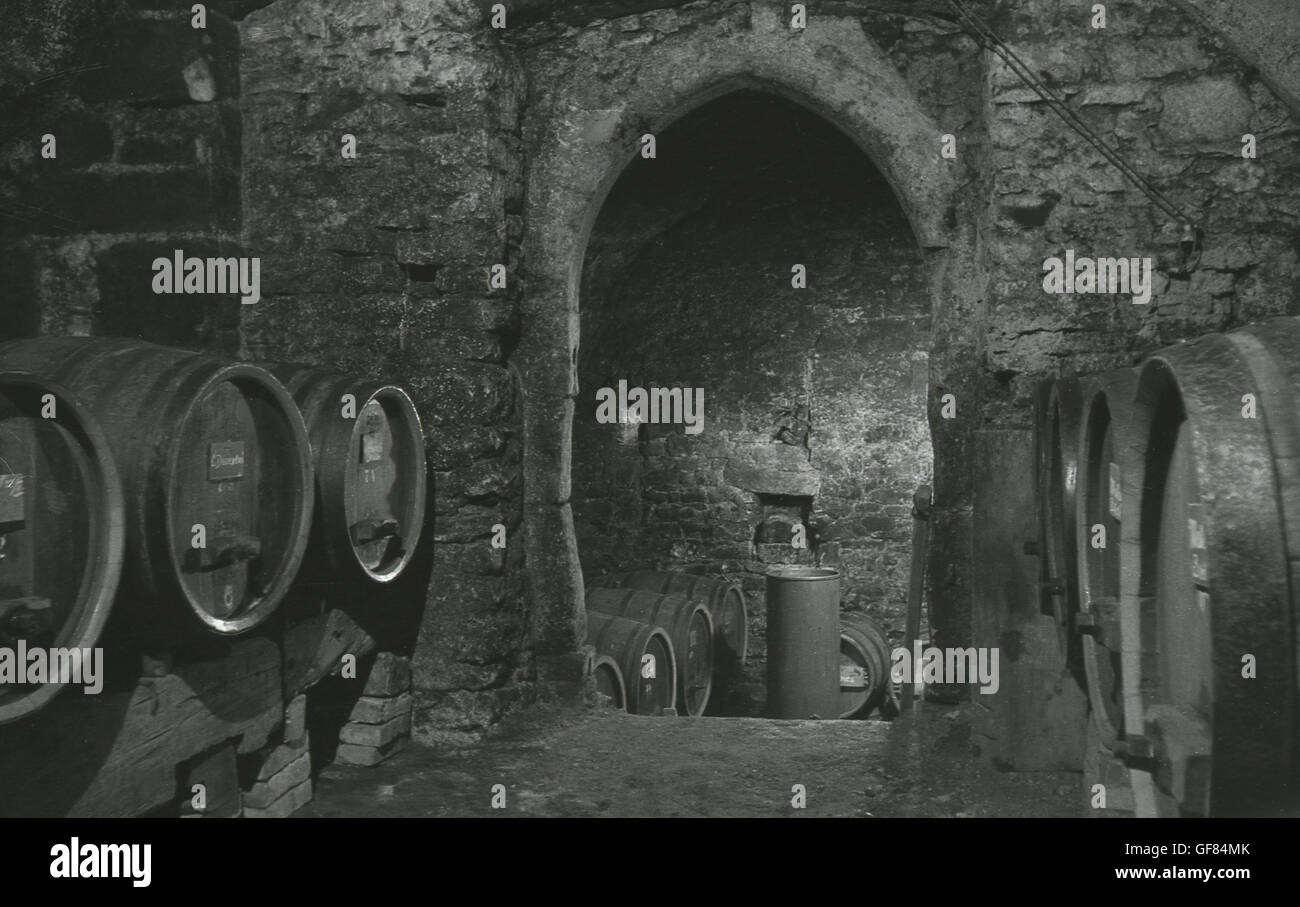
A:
[1108,462,1122,521]
[1188,509,1208,585]
[208,442,246,481]
[0,474,25,523]
[840,665,867,689]
[362,431,383,464]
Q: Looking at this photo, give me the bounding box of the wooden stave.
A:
[1038,375,1090,656]
[0,372,127,724]
[591,654,627,711]
[0,338,314,637]
[1121,334,1294,816]
[1229,318,1300,813]
[584,610,677,716]
[1075,367,1139,751]
[268,364,427,585]
[585,587,713,716]
[838,612,891,718]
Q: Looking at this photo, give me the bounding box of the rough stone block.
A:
[253,733,309,781]
[334,738,404,767]
[243,748,311,809]
[339,712,411,748]
[1160,78,1253,143]
[348,692,414,725]
[363,652,412,697]
[74,13,239,105]
[242,779,313,818]
[284,694,307,746]
[21,167,239,234]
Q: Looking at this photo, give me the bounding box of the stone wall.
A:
[238,0,530,743]
[0,0,246,352]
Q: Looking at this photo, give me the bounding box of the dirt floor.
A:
[302,701,1082,818]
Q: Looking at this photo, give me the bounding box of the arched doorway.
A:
[516,8,968,663]
[572,89,934,712]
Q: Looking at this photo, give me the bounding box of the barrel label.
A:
[840,665,867,689]
[208,442,246,481]
[1108,462,1122,520]
[1187,505,1208,584]
[362,431,384,464]
[0,474,25,523]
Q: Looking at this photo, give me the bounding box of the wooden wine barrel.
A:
[267,365,426,584]
[838,612,891,718]
[1119,325,1297,816]
[591,654,627,711]
[586,588,713,716]
[0,339,314,637]
[584,611,676,716]
[1075,367,1139,752]
[1037,375,1089,655]
[0,373,126,724]
[588,570,747,692]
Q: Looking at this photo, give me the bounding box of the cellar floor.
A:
[301,701,1080,818]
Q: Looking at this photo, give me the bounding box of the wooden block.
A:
[283,607,378,699]
[241,779,313,818]
[347,692,412,726]
[362,652,411,697]
[0,636,281,817]
[181,741,241,818]
[339,712,411,749]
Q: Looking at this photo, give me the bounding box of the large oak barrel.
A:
[765,566,840,719]
[1119,323,1298,816]
[0,339,314,637]
[266,365,426,584]
[586,588,713,716]
[1075,367,1139,752]
[0,373,125,724]
[584,611,676,716]
[1037,375,1089,654]
[588,570,747,693]
[838,612,891,718]
[591,654,627,711]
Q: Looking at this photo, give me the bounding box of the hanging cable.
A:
[946,0,1200,250]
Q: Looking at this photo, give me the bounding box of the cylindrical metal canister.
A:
[765,566,840,719]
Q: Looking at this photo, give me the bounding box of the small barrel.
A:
[838,612,892,719]
[591,654,626,711]
[1075,367,1139,751]
[589,570,747,692]
[586,588,713,716]
[585,611,676,716]
[765,566,840,719]
[1036,375,1089,655]
[0,373,126,724]
[267,365,426,584]
[1120,324,1298,817]
[0,338,314,636]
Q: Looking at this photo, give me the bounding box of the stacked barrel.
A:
[0,338,427,727]
[1037,316,1300,817]
[585,568,893,720]
[585,570,747,716]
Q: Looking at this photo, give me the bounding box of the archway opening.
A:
[573,89,934,716]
